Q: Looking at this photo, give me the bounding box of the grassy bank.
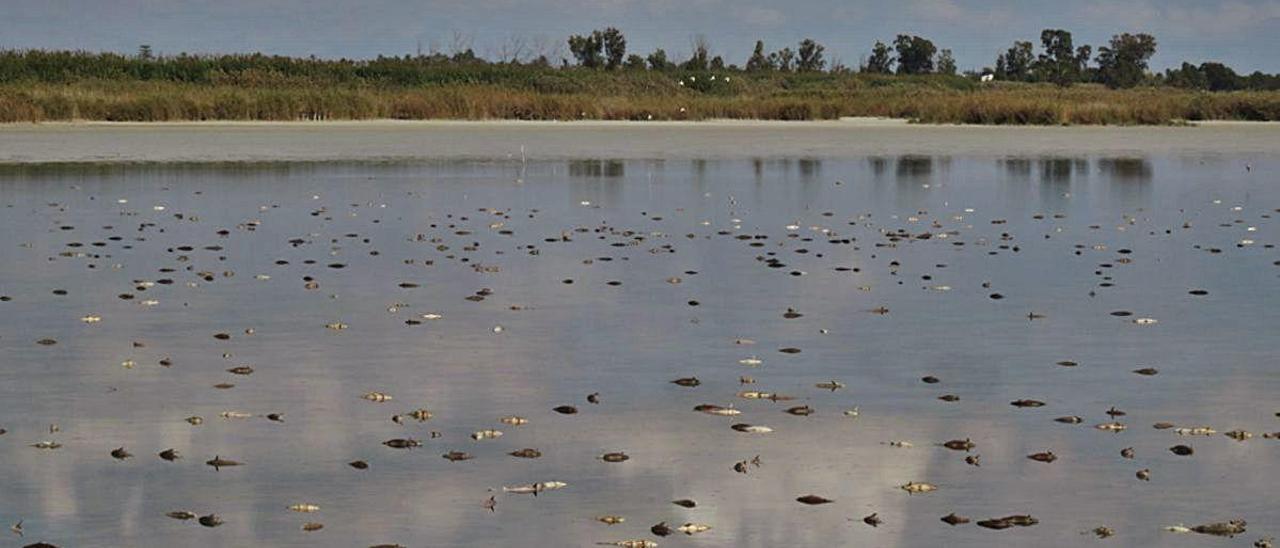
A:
[2,76,1278,125]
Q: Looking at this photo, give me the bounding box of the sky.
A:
[3,0,1279,73]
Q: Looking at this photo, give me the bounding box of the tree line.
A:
[1,28,1277,91]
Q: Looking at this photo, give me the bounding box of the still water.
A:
[0,153,1275,547]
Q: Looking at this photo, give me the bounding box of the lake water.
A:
[0,133,1277,547]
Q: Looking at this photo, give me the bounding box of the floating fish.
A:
[509,448,542,459]
[694,404,740,416]
[219,411,252,419]
[206,455,242,470]
[796,495,834,505]
[362,392,392,402]
[901,482,937,494]
[731,424,773,433]
[442,451,473,462]
[941,513,970,526]
[383,438,421,449]
[597,516,625,525]
[814,380,844,391]
[198,514,224,527]
[471,429,503,441]
[166,511,196,520]
[499,416,527,426]
[677,523,711,535]
[288,504,321,513]
[600,452,630,462]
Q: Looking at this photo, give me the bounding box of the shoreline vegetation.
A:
[2,29,1278,125]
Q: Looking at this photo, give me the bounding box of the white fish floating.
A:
[471,429,503,441]
[140,299,160,306]
[503,481,568,494]
[421,313,443,320]
[694,404,741,416]
[1132,318,1158,325]
[731,424,773,433]
[499,416,529,426]
[288,503,321,513]
[1096,422,1127,432]
[219,411,253,419]
[325,322,348,330]
[677,523,712,535]
[737,391,771,399]
[598,541,657,548]
[1164,524,1192,534]
[80,315,102,323]
[885,440,913,448]
[362,392,392,402]
[738,357,763,367]
[1175,426,1216,436]
[843,406,860,418]
[901,481,938,494]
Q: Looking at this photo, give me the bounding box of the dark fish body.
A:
[205,456,242,469]
[1028,451,1057,463]
[442,451,473,462]
[383,438,421,449]
[651,522,673,537]
[941,513,970,525]
[158,449,181,461]
[796,495,834,505]
[942,439,975,451]
[510,448,542,459]
[1054,416,1083,424]
[349,460,369,469]
[1011,399,1045,408]
[166,511,196,520]
[198,514,224,527]
[600,452,629,463]
[671,377,701,387]
[785,406,814,416]
[1170,445,1194,456]
[672,499,697,508]
[553,405,578,415]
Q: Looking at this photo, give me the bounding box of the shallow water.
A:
[0,152,1276,547]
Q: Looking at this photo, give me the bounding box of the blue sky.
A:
[3,0,1279,72]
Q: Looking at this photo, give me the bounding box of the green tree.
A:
[1034,29,1080,86]
[746,40,771,71]
[646,48,672,70]
[567,31,604,68]
[864,41,893,74]
[1096,33,1157,88]
[796,38,826,72]
[682,36,711,71]
[998,41,1034,81]
[601,27,626,70]
[936,49,956,75]
[624,54,647,70]
[893,35,936,75]
[137,44,154,61]
[1199,62,1240,91]
[769,47,795,72]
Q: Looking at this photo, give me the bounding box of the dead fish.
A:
[483,496,496,513]
[731,424,773,433]
[796,495,834,505]
[843,407,860,418]
[941,513,970,526]
[1164,524,1192,534]
[815,380,845,391]
[31,441,62,450]
[938,394,960,402]
[504,481,567,495]
[597,541,657,548]
[404,409,432,422]
[738,357,763,366]
[901,482,937,494]
[1224,429,1253,442]
[785,405,814,416]
[219,411,252,419]
[942,438,975,451]
[166,511,197,520]
[325,322,348,330]
[288,503,321,513]
[1255,537,1274,548]
[863,513,882,527]
[1011,399,1045,408]
[1096,422,1127,432]
[783,307,803,319]
[471,430,503,441]
[779,347,802,354]
[884,440,913,448]
[1192,519,1247,538]
[553,405,578,415]
[198,514,224,527]
[587,392,601,404]
[509,448,542,459]
[978,518,1014,530]
[1003,515,1039,527]
[185,416,204,425]
[672,499,697,508]
[1175,426,1215,436]
[678,523,711,535]
[671,377,701,387]
[921,376,940,384]
[600,452,630,463]
[1055,416,1083,424]
[598,515,625,525]
[362,392,392,402]
[376,433,421,448]
[348,460,369,470]
[1133,368,1159,376]
[651,522,673,536]
[1169,445,1194,456]
[206,455,242,470]
[1057,360,1079,367]
[1120,447,1135,459]
[733,460,749,474]
[1106,406,1126,417]
[1090,526,1116,539]
[266,413,285,422]
[302,522,324,532]
[226,366,254,375]
[110,447,132,460]
[442,451,473,462]
[1136,468,1151,481]
[499,416,527,426]
[1028,451,1058,463]
[965,455,981,467]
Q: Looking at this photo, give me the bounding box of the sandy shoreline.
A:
[3,119,1278,164]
